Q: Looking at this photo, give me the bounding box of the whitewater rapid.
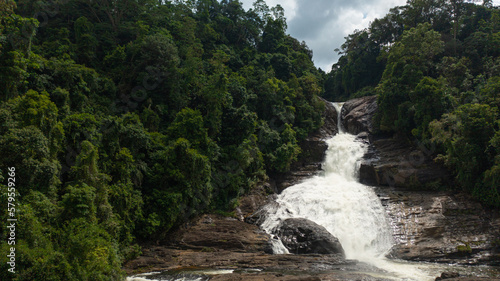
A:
[126,103,500,281]
[260,103,436,280]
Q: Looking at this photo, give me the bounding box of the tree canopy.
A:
[0,0,323,279]
[324,0,500,208]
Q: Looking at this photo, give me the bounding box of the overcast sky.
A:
[239,0,500,72]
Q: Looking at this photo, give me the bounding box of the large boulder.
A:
[275,218,345,256]
[166,214,270,252]
[341,96,377,135]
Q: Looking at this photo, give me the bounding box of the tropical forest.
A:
[0,0,499,280]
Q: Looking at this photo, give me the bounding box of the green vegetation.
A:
[456,243,472,254]
[1,0,499,279]
[325,0,499,208]
[0,0,323,279]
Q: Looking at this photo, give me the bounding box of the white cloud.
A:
[267,0,298,21]
[240,0,500,72]
[240,0,298,20]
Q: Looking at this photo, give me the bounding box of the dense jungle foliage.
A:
[325,0,499,208]
[0,0,324,279]
[1,0,499,279]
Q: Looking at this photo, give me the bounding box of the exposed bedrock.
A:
[340,95,377,135]
[381,190,500,265]
[359,136,452,189]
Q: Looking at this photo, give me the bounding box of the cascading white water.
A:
[262,102,393,259]
[127,102,499,281]
[261,103,435,280]
[127,102,498,281]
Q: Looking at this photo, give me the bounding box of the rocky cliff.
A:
[340,95,377,135]
[381,190,500,265]
[340,96,451,189]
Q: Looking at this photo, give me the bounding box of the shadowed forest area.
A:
[0,0,323,279]
[0,0,498,280]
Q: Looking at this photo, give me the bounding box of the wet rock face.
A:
[379,189,500,265]
[359,137,452,189]
[341,95,377,135]
[275,218,345,256]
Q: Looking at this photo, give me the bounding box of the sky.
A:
[239,0,500,72]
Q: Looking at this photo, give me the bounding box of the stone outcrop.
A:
[124,247,352,275]
[339,95,451,189]
[275,218,345,256]
[165,214,271,252]
[236,183,275,222]
[359,137,452,189]
[341,95,377,135]
[380,189,500,265]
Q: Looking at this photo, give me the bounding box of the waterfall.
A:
[261,103,433,280]
[127,102,496,281]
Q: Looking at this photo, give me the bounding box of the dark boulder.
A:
[275,218,345,256]
[341,96,377,135]
[435,271,460,280]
